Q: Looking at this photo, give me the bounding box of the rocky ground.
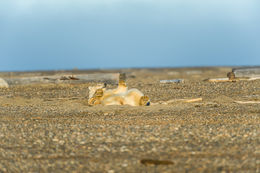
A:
[0,67,259,172]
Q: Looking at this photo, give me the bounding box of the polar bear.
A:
[88,73,150,106]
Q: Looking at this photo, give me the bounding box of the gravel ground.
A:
[0,67,259,172]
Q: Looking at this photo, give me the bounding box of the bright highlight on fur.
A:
[88,73,150,106]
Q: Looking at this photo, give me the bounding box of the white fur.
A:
[88,84,149,106]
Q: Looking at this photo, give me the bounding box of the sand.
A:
[0,67,259,172]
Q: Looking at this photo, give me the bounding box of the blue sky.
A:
[0,0,259,71]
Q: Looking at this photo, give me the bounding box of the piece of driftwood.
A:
[165,98,202,104]
[248,77,260,81]
[205,77,259,82]
[160,79,184,83]
[234,101,260,104]
[182,98,203,103]
[152,97,202,105]
[205,78,231,82]
[233,67,260,77]
[3,73,119,86]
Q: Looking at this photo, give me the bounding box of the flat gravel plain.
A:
[0,67,259,172]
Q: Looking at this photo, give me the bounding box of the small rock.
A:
[0,78,9,88]
[122,163,128,167]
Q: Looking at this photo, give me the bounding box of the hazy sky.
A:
[0,0,259,71]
